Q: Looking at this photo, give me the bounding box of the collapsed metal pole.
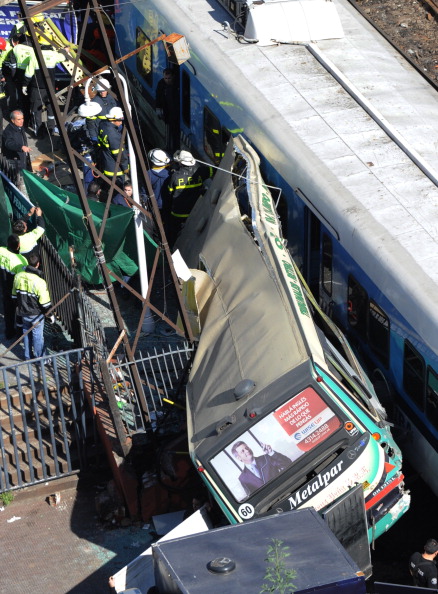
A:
[17,0,150,420]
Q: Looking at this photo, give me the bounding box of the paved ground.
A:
[0,478,154,594]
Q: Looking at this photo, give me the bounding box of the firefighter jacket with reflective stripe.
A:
[19,215,46,255]
[165,163,213,217]
[11,41,34,74]
[0,247,27,293]
[24,48,66,88]
[12,265,51,318]
[86,94,118,141]
[97,119,129,177]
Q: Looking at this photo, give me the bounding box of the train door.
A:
[161,61,181,153]
[304,207,321,302]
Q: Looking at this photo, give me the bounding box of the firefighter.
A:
[147,148,171,210]
[0,234,27,338]
[86,78,118,144]
[23,44,68,137]
[97,106,129,186]
[163,150,213,245]
[12,252,52,360]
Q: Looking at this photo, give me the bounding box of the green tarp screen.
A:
[23,171,157,284]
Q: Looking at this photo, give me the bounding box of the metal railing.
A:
[0,348,96,493]
[39,234,108,360]
[107,343,196,438]
[0,155,19,187]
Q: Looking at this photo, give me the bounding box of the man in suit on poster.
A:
[231,441,291,497]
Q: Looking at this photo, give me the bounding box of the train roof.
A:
[145,0,438,357]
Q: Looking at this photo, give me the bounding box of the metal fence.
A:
[107,343,196,438]
[0,155,19,187]
[39,234,108,360]
[0,348,96,493]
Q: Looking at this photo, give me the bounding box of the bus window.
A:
[204,107,222,164]
[181,70,191,128]
[347,276,367,336]
[403,341,425,410]
[322,234,332,296]
[136,27,152,87]
[426,368,438,427]
[369,301,390,368]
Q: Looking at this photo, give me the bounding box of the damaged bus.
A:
[175,137,410,561]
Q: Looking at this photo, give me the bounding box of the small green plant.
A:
[261,538,297,594]
[0,491,14,506]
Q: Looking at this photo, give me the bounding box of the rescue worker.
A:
[0,37,9,141]
[0,35,20,112]
[86,78,118,144]
[0,234,27,339]
[12,205,46,258]
[23,44,68,137]
[2,110,31,180]
[97,106,129,187]
[12,253,52,360]
[163,150,213,245]
[76,103,101,193]
[147,148,170,210]
[10,33,34,119]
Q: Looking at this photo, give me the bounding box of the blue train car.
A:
[115,0,438,496]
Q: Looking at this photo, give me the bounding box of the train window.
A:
[347,277,367,336]
[181,70,191,128]
[322,234,332,296]
[426,368,438,427]
[369,301,390,368]
[136,27,152,87]
[403,341,425,409]
[222,126,231,147]
[204,107,223,165]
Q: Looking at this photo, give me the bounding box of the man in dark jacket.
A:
[231,441,291,497]
[0,234,27,338]
[409,539,438,588]
[97,106,129,187]
[12,253,52,360]
[2,109,31,174]
[163,150,213,246]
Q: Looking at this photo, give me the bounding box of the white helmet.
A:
[148,148,170,166]
[107,106,124,120]
[94,78,110,92]
[174,150,196,167]
[78,101,102,117]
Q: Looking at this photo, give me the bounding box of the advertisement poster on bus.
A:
[210,387,341,502]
